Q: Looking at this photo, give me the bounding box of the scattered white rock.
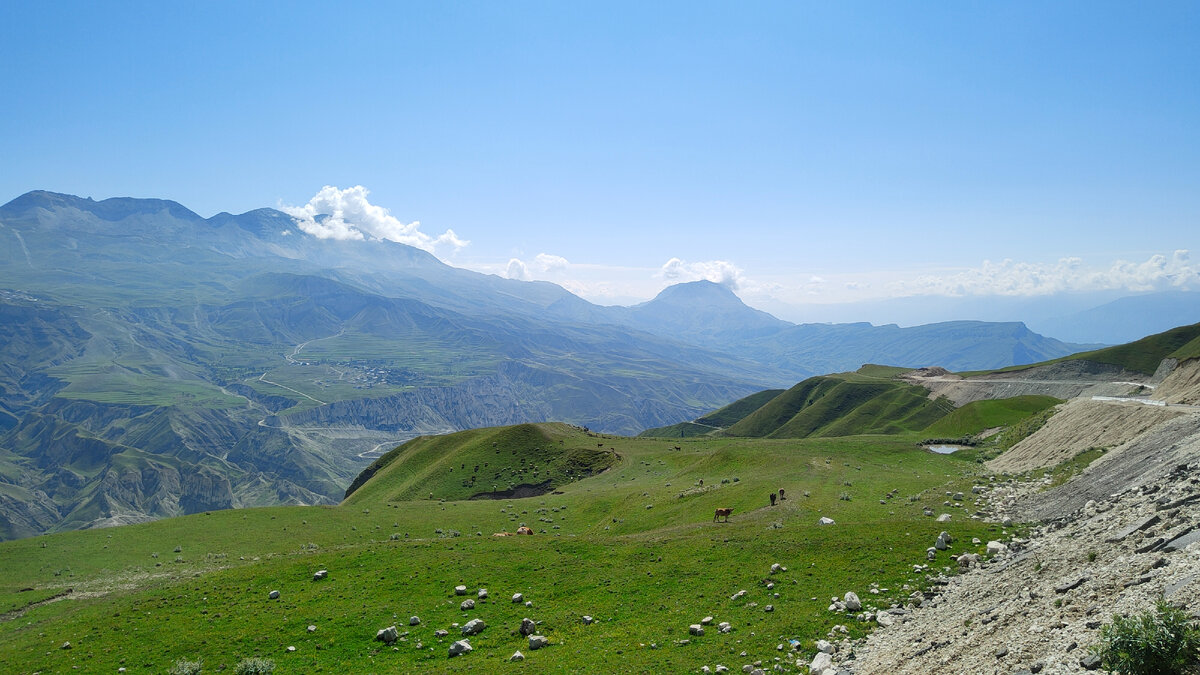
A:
[409,616,420,626]
[690,624,705,636]
[307,625,316,633]
[809,652,833,673]
[376,626,399,644]
[461,618,485,635]
[313,569,328,581]
[448,639,472,657]
[454,585,468,595]
[511,650,524,662]
[520,617,537,636]
[936,513,952,522]
[268,590,280,599]
[702,615,714,625]
[529,634,549,650]
[512,592,524,603]
[477,588,488,599]
[844,591,862,611]
[818,517,836,526]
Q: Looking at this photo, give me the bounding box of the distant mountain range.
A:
[782,290,1200,345]
[0,190,1094,537]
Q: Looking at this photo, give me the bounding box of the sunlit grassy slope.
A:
[921,395,1063,438]
[0,424,1010,674]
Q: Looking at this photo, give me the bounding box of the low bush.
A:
[1094,599,1200,675]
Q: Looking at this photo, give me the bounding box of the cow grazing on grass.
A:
[516,526,534,535]
[770,492,777,506]
[713,507,733,522]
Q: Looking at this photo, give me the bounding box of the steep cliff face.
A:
[179,469,234,514]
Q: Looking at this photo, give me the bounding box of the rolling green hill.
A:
[722,374,952,439]
[344,423,618,504]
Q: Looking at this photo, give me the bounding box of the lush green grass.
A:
[0,426,1003,674]
[695,389,786,428]
[1170,334,1200,362]
[921,395,1063,438]
[723,376,951,439]
[635,421,717,439]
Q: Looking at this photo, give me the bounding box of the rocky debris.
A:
[582,615,594,624]
[435,629,449,637]
[936,513,952,522]
[460,598,475,610]
[702,615,714,625]
[770,563,784,574]
[731,589,748,601]
[520,617,537,636]
[818,517,836,526]
[313,569,328,581]
[690,624,705,636]
[852,453,1200,675]
[477,588,488,599]
[448,639,472,657]
[529,634,549,650]
[409,616,420,626]
[454,585,468,595]
[376,626,399,644]
[461,618,485,635]
[512,592,524,603]
[718,621,733,634]
[268,590,280,599]
[843,592,862,611]
[511,650,524,661]
[307,625,316,633]
[60,641,71,650]
[809,652,833,673]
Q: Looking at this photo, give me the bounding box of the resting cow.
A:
[516,526,534,535]
[713,507,733,522]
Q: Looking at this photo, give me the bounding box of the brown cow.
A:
[713,507,733,523]
[516,526,534,535]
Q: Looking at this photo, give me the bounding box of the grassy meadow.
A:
[0,424,1014,674]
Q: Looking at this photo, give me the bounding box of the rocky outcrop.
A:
[179,468,234,513]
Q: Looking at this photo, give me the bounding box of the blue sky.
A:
[3,2,1198,321]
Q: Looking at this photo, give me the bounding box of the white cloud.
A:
[659,257,744,289]
[535,253,569,272]
[281,185,468,254]
[505,258,532,281]
[901,250,1200,296]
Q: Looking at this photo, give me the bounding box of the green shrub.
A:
[234,657,275,675]
[169,659,202,675]
[1094,599,1200,675]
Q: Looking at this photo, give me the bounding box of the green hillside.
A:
[921,395,1063,438]
[635,420,716,438]
[0,426,1002,675]
[695,389,785,427]
[967,321,1200,377]
[344,423,617,504]
[722,375,951,439]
